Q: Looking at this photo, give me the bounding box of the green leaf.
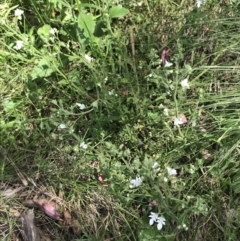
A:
[58,79,68,85]
[0,120,18,128]
[3,100,16,112]
[78,13,96,38]
[91,100,98,108]
[232,174,240,194]
[37,24,51,41]
[31,58,54,80]
[48,0,70,9]
[109,6,129,18]
[147,112,160,122]
[51,100,58,106]
[94,20,108,37]
[139,228,173,241]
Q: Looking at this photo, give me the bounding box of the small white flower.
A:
[59,123,66,129]
[108,89,114,95]
[169,84,175,90]
[156,216,166,230]
[14,40,23,50]
[14,8,24,20]
[164,60,173,67]
[196,0,205,8]
[173,114,187,126]
[49,28,58,35]
[76,103,85,110]
[130,177,142,187]
[84,54,93,62]
[149,212,166,231]
[149,212,159,225]
[163,108,169,116]
[167,167,177,176]
[152,162,159,169]
[180,78,190,89]
[173,117,184,126]
[148,73,153,77]
[80,141,88,149]
[65,41,70,48]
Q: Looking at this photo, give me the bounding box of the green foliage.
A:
[1,0,240,240]
[109,6,130,19]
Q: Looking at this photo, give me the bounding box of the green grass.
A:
[1,0,240,240]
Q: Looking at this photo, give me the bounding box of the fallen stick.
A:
[20,209,40,241]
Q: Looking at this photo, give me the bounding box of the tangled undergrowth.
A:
[1,0,240,240]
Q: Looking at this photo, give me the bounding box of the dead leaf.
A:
[71,218,81,236]
[148,200,158,207]
[63,210,71,224]
[9,208,20,217]
[1,187,23,198]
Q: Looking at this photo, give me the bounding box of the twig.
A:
[20,209,40,241]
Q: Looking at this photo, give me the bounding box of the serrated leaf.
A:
[78,13,96,38]
[109,6,129,18]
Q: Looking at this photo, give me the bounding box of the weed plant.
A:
[1,0,240,240]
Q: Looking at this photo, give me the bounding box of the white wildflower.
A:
[108,89,114,96]
[14,8,24,20]
[152,162,160,172]
[173,114,187,126]
[80,141,88,149]
[164,60,173,67]
[156,216,166,230]
[196,0,205,8]
[130,177,142,187]
[59,123,66,129]
[167,167,177,176]
[149,212,166,231]
[152,162,159,169]
[76,103,85,110]
[173,117,184,126]
[163,108,169,116]
[84,54,93,62]
[169,84,175,90]
[49,28,58,35]
[180,78,190,89]
[65,41,70,48]
[14,40,23,50]
[149,212,159,225]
